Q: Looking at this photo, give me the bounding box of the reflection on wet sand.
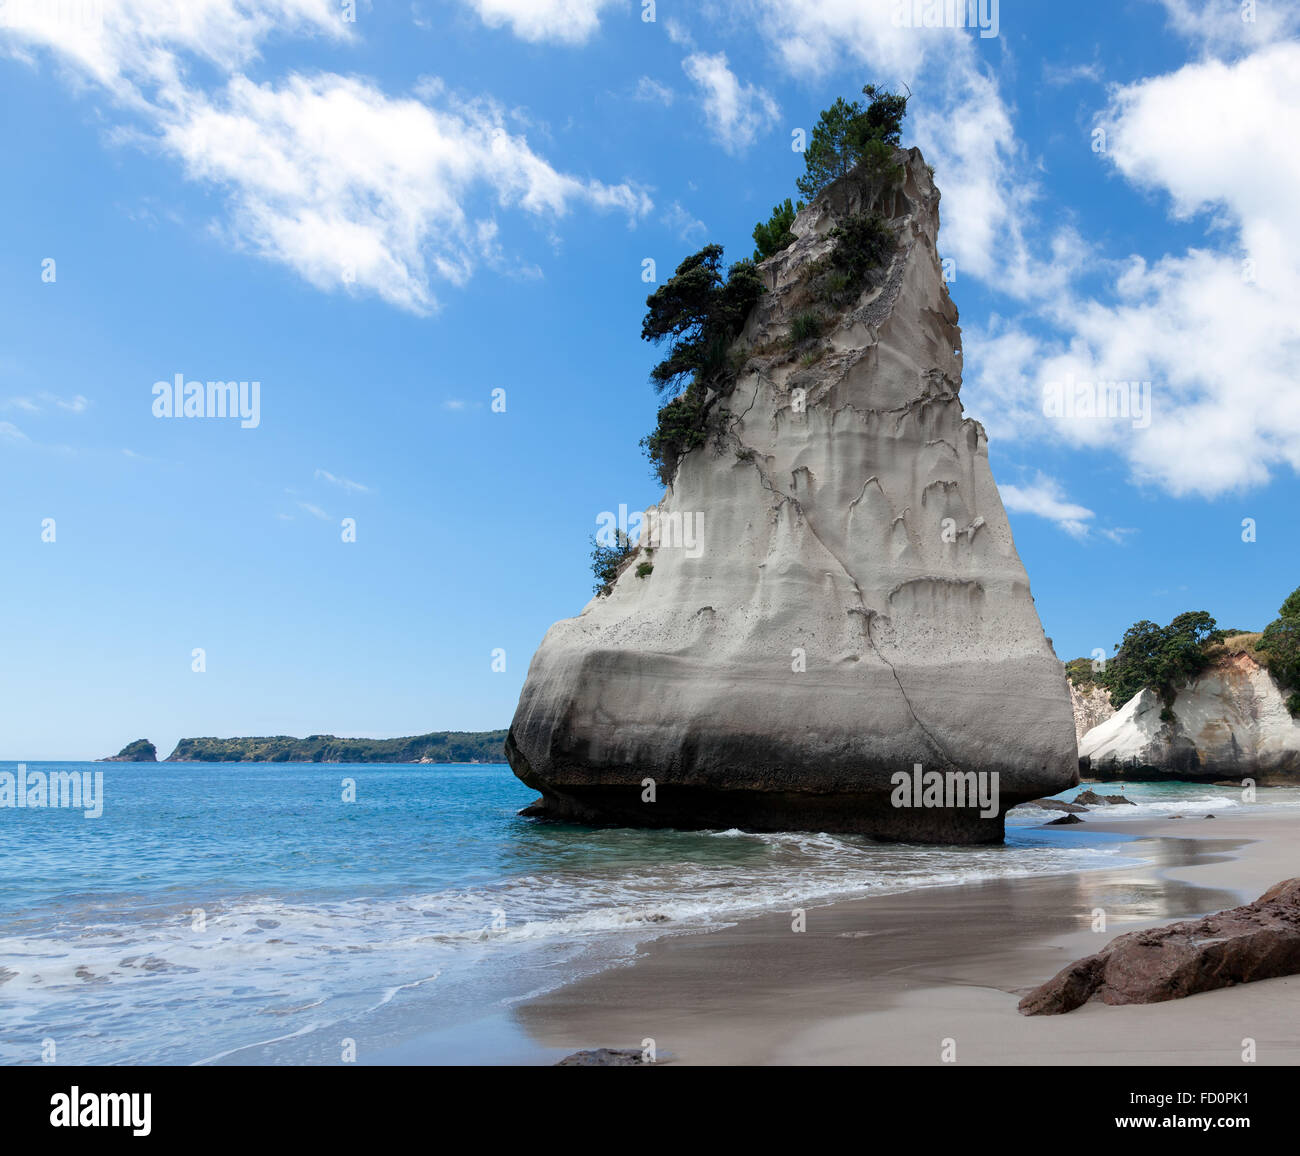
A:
[510,831,1256,1059]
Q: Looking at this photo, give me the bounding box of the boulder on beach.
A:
[1073,789,1135,806]
[1028,798,1088,813]
[555,1048,652,1066]
[1018,877,1300,1014]
[506,147,1077,844]
[1046,814,1083,825]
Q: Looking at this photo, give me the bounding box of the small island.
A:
[100,739,158,762]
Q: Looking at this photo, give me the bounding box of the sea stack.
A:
[507,147,1078,843]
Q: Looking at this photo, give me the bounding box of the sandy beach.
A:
[507,807,1300,1065]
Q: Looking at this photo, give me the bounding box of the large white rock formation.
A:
[1080,651,1300,784]
[506,148,1078,842]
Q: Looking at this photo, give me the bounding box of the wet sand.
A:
[509,809,1300,1065]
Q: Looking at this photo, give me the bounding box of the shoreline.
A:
[468,808,1300,1065]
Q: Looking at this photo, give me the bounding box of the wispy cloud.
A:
[633,76,675,106]
[314,468,372,494]
[662,201,707,243]
[3,392,88,414]
[999,473,1097,540]
[663,18,693,48]
[297,501,331,521]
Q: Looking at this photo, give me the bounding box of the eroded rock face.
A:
[1070,683,1115,745]
[506,148,1078,844]
[1079,652,1300,784]
[1019,878,1300,1014]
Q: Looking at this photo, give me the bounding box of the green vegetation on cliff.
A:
[751,198,802,261]
[637,84,910,491]
[590,529,636,596]
[1064,658,1100,690]
[166,731,508,763]
[794,83,908,201]
[1079,598,1300,718]
[639,245,765,483]
[1256,586,1300,715]
[1098,611,1219,714]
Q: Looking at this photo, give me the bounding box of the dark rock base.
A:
[518,784,1010,844]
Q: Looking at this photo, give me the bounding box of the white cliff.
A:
[1080,651,1300,784]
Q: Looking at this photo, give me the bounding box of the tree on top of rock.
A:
[640,244,763,396]
[1098,610,1218,711]
[639,245,764,484]
[796,83,909,201]
[1256,586,1300,715]
[752,198,803,262]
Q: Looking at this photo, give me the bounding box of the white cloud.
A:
[1157,0,1300,55]
[315,468,371,493]
[0,421,29,441]
[908,62,1034,286]
[662,200,707,242]
[682,51,779,155]
[633,75,675,105]
[297,501,330,520]
[0,0,349,104]
[160,73,651,312]
[965,42,1300,498]
[0,1,651,313]
[999,473,1096,540]
[459,0,621,45]
[663,18,693,48]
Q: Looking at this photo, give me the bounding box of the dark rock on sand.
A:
[1046,814,1083,825]
[1029,798,1088,813]
[556,1048,651,1066]
[1019,877,1300,1015]
[1074,789,1135,806]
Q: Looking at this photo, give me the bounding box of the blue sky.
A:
[1,0,1297,759]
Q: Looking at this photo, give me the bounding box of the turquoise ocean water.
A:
[0,761,1291,1064]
